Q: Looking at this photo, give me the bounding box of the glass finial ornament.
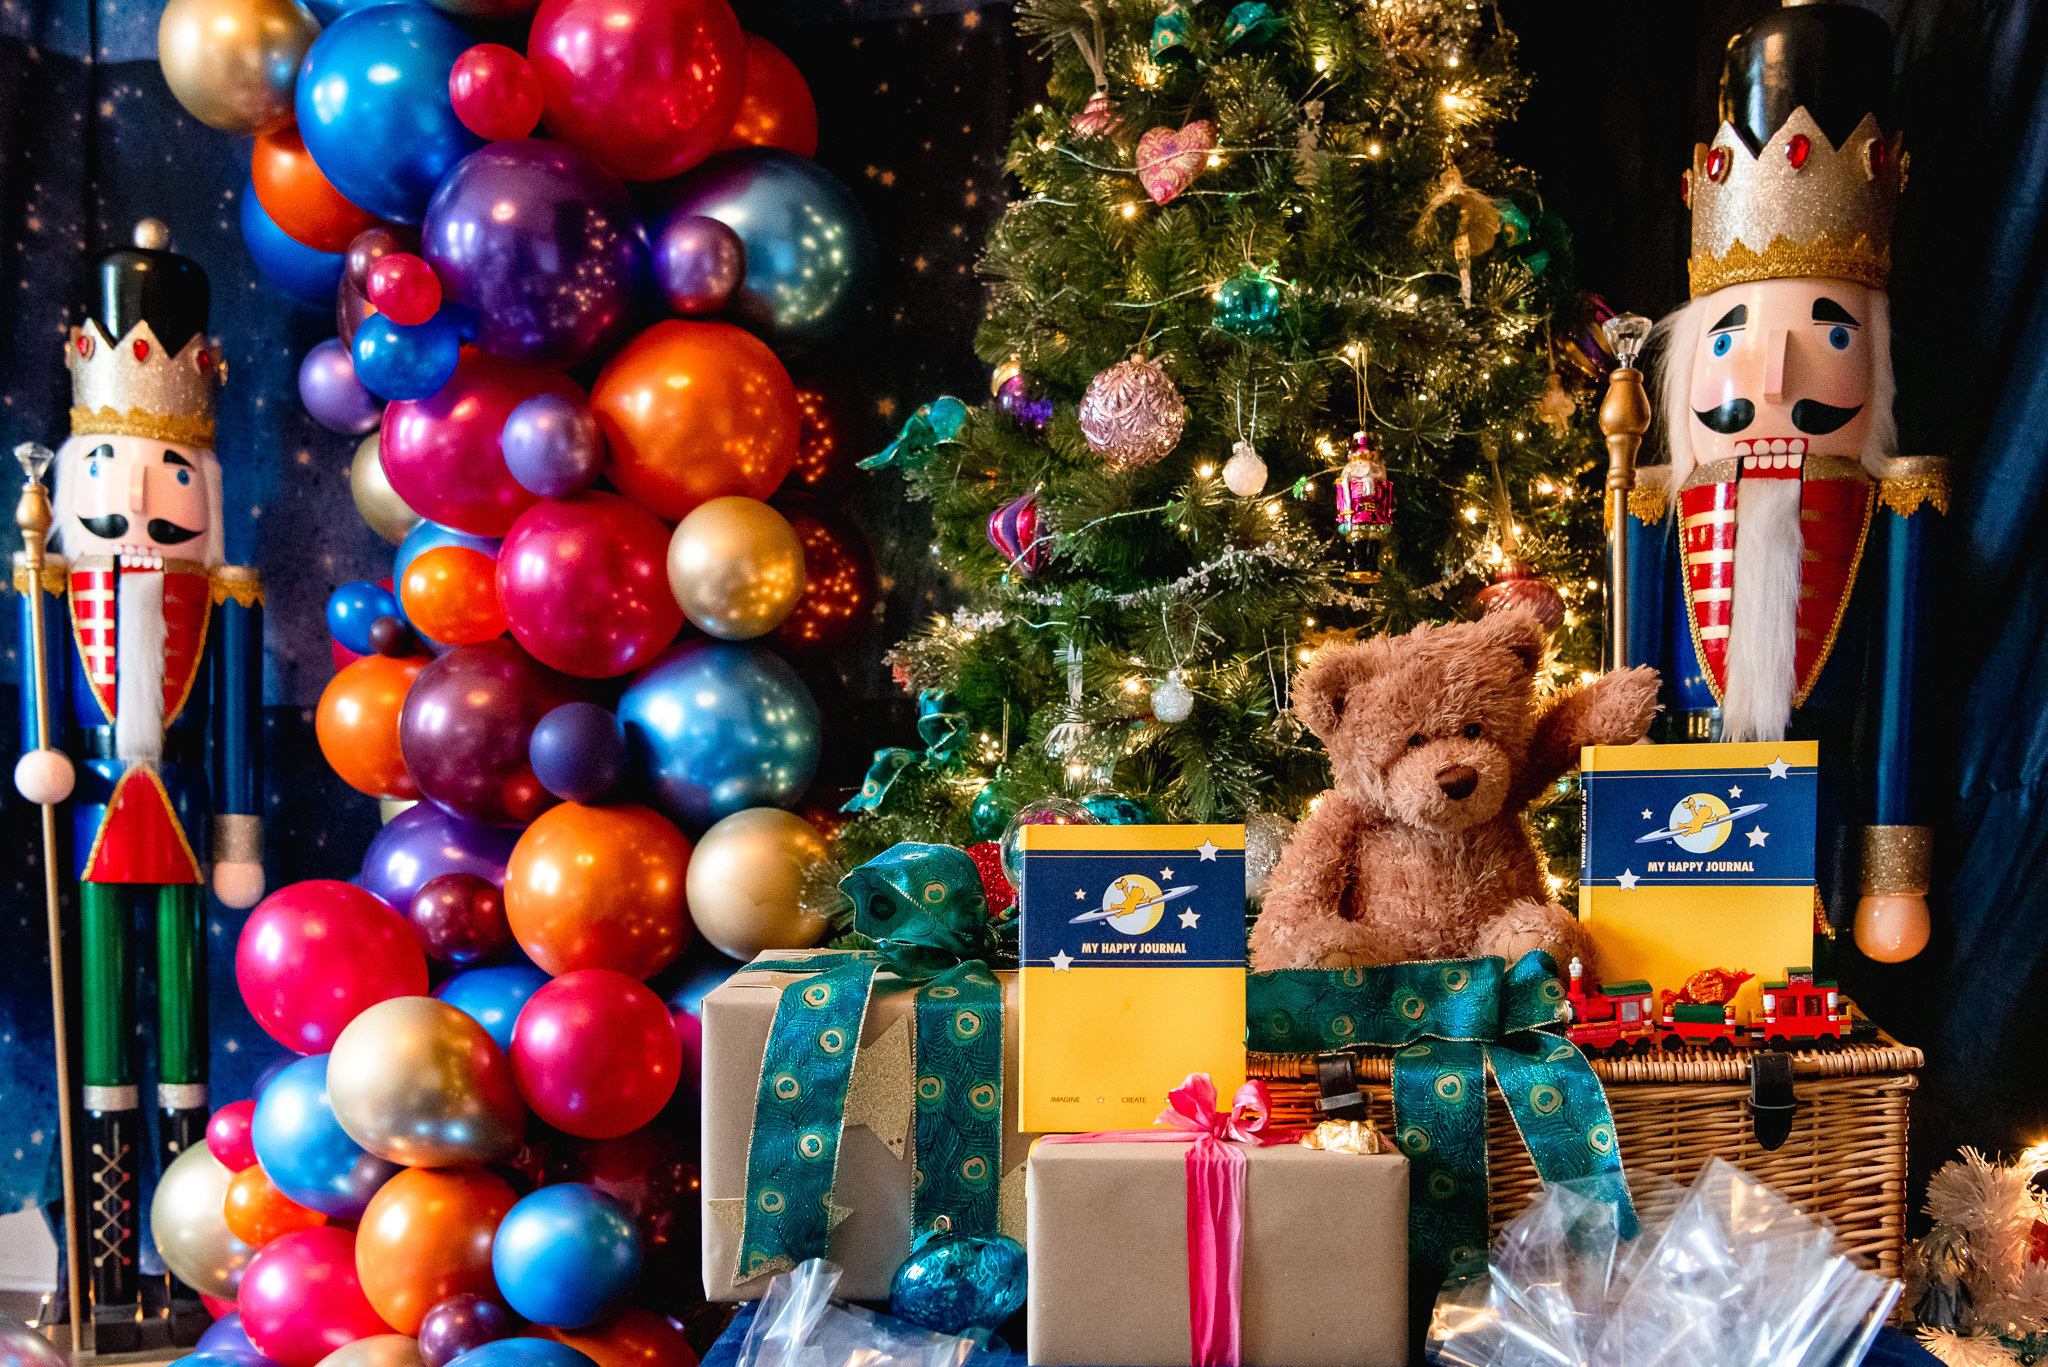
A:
[889,1230,1029,1336]
[1073,88,1117,137]
[1334,429,1395,584]
[1474,559,1565,633]
[14,441,54,482]
[991,356,1053,431]
[1602,313,1653,370]
[1212,268,1282,336]
[999,795,1095,888]
[1223,440,1267,496]
[1079,354,1187,471]
[986,487,1044,577]
[1150,668,1194,723]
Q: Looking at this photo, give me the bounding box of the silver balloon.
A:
[1245,811,1294,900]
[0,1316,65,1367]
[151,1144,256,1297]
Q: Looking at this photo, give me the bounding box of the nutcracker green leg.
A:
[79,882,141,1352]
[157,882,211,1340]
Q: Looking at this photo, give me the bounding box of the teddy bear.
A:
[1248,608,1659,972]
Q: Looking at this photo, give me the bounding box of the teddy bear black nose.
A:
[1436,765,1479,800]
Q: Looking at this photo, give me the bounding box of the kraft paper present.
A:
[700,950,1034,1301]
[1026,1141,1408,1367]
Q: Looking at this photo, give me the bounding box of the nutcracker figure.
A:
[1618,3,1941,962]
[12,221,264,1348]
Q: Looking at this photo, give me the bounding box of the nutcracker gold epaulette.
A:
[11,553,68,596]
[210,564,263,608]
[1873,457,1950,519]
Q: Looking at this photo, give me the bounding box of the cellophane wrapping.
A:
[734,1259,994,1367]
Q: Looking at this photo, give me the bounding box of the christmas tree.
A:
[817,0,1616,912]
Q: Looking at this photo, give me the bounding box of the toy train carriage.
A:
[1566,960,1853,1056]
[1758,968,1849,1049]
[1564,959,1658,1055]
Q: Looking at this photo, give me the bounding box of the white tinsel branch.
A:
[1917,1327,2022,1367]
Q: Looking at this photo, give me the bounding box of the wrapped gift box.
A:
[1026,1141,1408,1367]
[700,951,1034,1301]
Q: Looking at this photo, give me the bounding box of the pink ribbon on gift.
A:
[1039,1074,1302,1367]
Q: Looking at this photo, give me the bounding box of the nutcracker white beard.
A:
[115,569,167,765]
[1721,479,1801,742]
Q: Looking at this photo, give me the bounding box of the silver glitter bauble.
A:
[1244,811,1294,899]
[1222,440,1267,496]
[1079,355,1186,471]
[1151,668,1194,723]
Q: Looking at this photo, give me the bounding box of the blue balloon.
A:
[240,185,345,308]
[194,1315,270,1363]
[447,1341,595,1367]
[491,1185,642,1328]
[250,1054,400,1218]
[617,641,821,828]
[662,946,744,1020]
[529,702,626,803]
[328,580,402,656]
[176,1353,272,1367]
[295,5,485,224]
[434,964,548,1053]
[353,312,462,402]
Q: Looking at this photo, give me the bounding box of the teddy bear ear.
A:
[1472,608,1549,674]
[1293,641,1378,740]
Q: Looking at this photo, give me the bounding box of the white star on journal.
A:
[1195,839,1220,861]
[1160,867,1174,881]
[1178,907,1201,929]
[1617,869,1640,891]
[1767,755,1791,779]
[1050,949,1075,972]
[1075,888,1087,900]
[1641,809,1653,821]
[1747,827,1769,847]
[1728,784,1743,798]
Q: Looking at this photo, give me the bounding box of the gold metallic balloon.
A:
[666,497,806,641]
[353,433,421,547]
[150,1144,255,1297]
[157,0,320,135]
[684,807,830,959]
[327,996,528,1167]
[315,1336,425,1367]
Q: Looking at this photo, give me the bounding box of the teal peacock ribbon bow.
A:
[732,844,1003,1283]
[861,396,969,471]
[841,689,967,813]
[1246,952,1633,1282]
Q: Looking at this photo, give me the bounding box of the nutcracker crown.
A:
[1685,4,1901,298]
[66,221,221,448]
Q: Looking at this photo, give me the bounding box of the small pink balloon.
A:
[496,492,682,678]
[235,881,429,1053]
[380,351,586,537]
[366,253,442,328]
[238,1227,391,1367]
[206,1099,260,1171]
[450,43,544,142]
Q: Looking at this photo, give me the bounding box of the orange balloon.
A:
[252,126,383,253]
[540,1310,698,1367]
[317,655,422,799]
[718,36,818,158]
[504,803,693,980]
[223,1163,327,1247]
[401,545,507,646]
[591,321,798,522]
[354,1166,516,1335]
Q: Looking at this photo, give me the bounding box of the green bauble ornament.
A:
[971,783,1019,841]
[1213,270,1282,336]
[1081,791,1151,825]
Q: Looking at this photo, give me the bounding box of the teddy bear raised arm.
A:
[1248,610,1659,972]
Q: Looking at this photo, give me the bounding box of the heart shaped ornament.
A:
[1136,120,1217,205]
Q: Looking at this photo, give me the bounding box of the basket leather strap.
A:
[1749,1050,1797,1151]
[1313,1050,1371,1121]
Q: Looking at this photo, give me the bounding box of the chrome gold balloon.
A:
[352,433,422,546]
[315,1336,426,1367]
[150,1144,255,1296]
[666,496,806,640]
[327,996,527,1167]
[157,0,320,135]
[683,807,830,960]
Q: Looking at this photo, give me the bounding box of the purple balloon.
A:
[502,394,604,498]
[529,701,626,803]
[298,337,384,434]
[358,801,521,910]
[421,139,645,369]
[196,1314,265,1362]
[418,1293,513,1367]
[409,872,511,966]
[398,638,585,828]
[652,214,744,316]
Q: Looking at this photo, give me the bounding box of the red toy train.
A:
[1564,958,1855,1056]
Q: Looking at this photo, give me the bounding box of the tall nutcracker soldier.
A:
[13,221,264,1349]
[1617,3,1942,963]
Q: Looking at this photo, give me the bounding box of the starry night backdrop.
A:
[2,0,2047,1285]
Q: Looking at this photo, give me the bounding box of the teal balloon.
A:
[617,641,822,827]
[889,1232,1027,1336]
[1213,272,1282,336]
[1081,792,1151,825]
[969,784,1017,841]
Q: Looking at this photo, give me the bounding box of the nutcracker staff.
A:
[13,221,264,1348]
[1618,2,1943,963]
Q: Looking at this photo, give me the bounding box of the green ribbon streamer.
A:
[860,396,968,471]
[736,845,1002,1278]
[1246,952,1634,1280]
[842,690,966,813]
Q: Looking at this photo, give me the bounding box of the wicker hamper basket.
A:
[1248,1032,1922,1276]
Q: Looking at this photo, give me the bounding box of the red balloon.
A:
[528,0,747,182]
[398,639,585,829]
[239,1227,392,1367]
[252,126,383,254]
[202,1293,238,1320]
[235,881,430,1053]
[207,1099,260,1172]
[381,351,585,537]
[497,493,683,679]
[770,506,877,658]
[719,35,817,158]
[367,254,442,328]
[451,43,544,142]
[510,970,681,1138]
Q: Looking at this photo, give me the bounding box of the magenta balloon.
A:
[358,802,520,909]
[238,1228,390,1367]
[234,881,429,1053]
[380,350,587,536]
[496,493,683,678]
[398,638,585,827]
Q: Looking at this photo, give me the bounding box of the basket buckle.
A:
[1312,1049,1371,1121]
[1748,1049,1797,1151]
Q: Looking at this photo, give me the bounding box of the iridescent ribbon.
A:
[842,689,966,813]
[861,395,969,471]
[1039,1075,1302,1367]
[733,844,1002,1283]
[1246,952,1634,1283]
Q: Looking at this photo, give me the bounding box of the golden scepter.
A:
[1598,315,1652,668]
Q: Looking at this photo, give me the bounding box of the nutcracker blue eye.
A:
[1711,332,1733,357]
[87,460,99,477]
[176,469,192,485]
[1828,326,1850,350]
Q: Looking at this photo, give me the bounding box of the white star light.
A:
[1728,785,1743,798]
[1766,755,1791,779]
[1178,907,1201,929]
[1617,869,1640,890]
[1747,827,1769,847]
[1196,840,1220,861]
[1050,949,1075,972]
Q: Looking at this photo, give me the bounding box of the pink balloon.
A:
[366,254,441,328]
[239,1227,391,1367]
[206,1099,260,1171]
[510,969,681,1139]
[451,43,543,143]
[526,0,747,183]
[670,1008,701,1092]
[203,1293,238,1320]
[381,352,585,537]
[496,492,683,679]
[235,881,429,1053]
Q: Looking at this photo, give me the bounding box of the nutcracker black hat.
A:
[1685,1,1902,298]
[66,219,223,447]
